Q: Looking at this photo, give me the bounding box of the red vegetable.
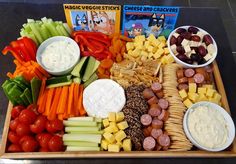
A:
[30,115,47,134]
[16,123,31,137]
[48,135,63,152]
[39,133,53,149]
[19,109,37,125]
[11,105,24,119]
[7,144,22,152]
[8,131,20,144]
[21,138,38,152]
[9,118,20,131]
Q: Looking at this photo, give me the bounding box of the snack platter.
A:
[0,5,236,159]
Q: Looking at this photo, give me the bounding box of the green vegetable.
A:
[66,146,100,151]
[68,131,104,134]
[68,117,94,122]
[82,56,100,82]
[65,127,99,133]
[2,81,17,105]
[63,120,97,127]
[47,80,72,88]
[20,93,29,106]
[71,57,88,77]
[31,77,42,104]
[73,77,81,84]
[83,73,98,88]
[63,141,98,147]
[46,75,72,85]
[14,76,30,88]
[63,134,102,143]
[23,88,33,104]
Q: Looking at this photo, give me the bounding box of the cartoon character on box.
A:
[74,14,89,31]
[127,23,145,38]
[146,13,165,37]
[90,11,115,35]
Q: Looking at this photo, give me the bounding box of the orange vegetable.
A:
[43,88,55,116]
[78,85,86,116]
[100,59,114,69]
[37,77,47,113]
[116,53,123,63]
[97,66,105,75]
[119,35,133,42]
[73,84,80,116]
[67,83,75,115]
[57,86,69,114]
[48,87,62,121]
[38,89,48,114]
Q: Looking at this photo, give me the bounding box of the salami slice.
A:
[147,96,159,105]
[176,69,184,79]
[151,82,162,93]
[158,99,169,110]
[156,91,164,98]
[143,136,156,151]
[148,106,161,117]
[140,114,152,126]
[158,110,170,121]
[193,73,205,84]
[177,77,188,84]
[157,133,170,147]
[143,88,155,99]
[151,128,163,139]
[184,68,195,77]
[178,83,189,91]
[151,119,163,129]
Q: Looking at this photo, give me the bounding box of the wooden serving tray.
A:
[1,61,236,159]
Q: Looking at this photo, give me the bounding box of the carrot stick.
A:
[58,114,63,120]
[78,85,86,116]
[57,86,69,114]
[48,87,62,121]
[37,77,46,106]
[43,88,55,116]
[67,83,75,115]
[73,84,80,116]
[38,89,48,114]
[7,72,14,79]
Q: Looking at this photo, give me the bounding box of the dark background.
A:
[0,1,236,163]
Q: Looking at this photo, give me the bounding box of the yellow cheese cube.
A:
[115,130,127,142]
[126,42,134,51]
[141,55,148,61]
[151,39,160,47]
[197,87,207,94]
[158,42,165,49]
[117,121,129,130]
[108,112,116,122]
[213,92,222,102]
[179,89,188,99]
[148,52,155,58]
[109,123,119,133]
[104,126,114,133]
[155,48,164,56]
[131,48,141,57]
[115,141,123,148]
[153,51,162,59]
[116,112,124,122]
[103,132,115,143]
[189,83,197,93]
[152,46,158,53]
[108,144,120,152]
[197,93,208,102]
[102,119,110,128]
[127,50,133,55]
[141,50,149,57]
[134,35,145,43]
[123,139,132,151]
[147,46,154,52]
[101,139,109,150]
[134,41,143,48]
[206,88,215,97]
[183,99,193,108]
[158,36,166,42]
[164,48,170,55]
[188,92,199,102]
[144,40,150,48]
[160,56,167,64]
[147,34,156,42]
[165,54,175,64]
[203,84,214,89]
[208,97,220,105]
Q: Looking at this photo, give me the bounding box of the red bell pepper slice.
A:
[2,46,24,63]
[22,37,37,61]
[86,35,111,47]
[10,40,31,61]
[75,35,97,52]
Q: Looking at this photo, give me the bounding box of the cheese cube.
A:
[141,50,149,57]
[144,41,150,48]
[197,31,204,39]
[108,144,120,152]
[152,46,158,53]
[109,122,119,133]
[131,48,141,57]
[197,87,207,94]
[165,54,175,64]
[164,48,169,55]
[115,130,127,142]
[158,42,165,49]
[161,56,167,64]
[184,45,191,53]
[101,139,109,150]
[147,46,154,52]
[189,41,199,47]
[201,43,207,48]
[170,44,177,54]
[127,50,133,55]
[116,112,124,122]
[108,112,116,122]
[147,34,156,42]
[189,83,197,93]
[181,39,190,47]
[188,92,199,102]
[123,139,132,151]
[207,44,216,54]
[117,121,129,130]
[148,52,155,58]
[135,35,145,42]
[158,36,166,42]
[213,92,222,102]
[126,42,134,51]
[197,93,208,102]
[154,48,164,58]
[104,126,114,133]
[151,39,161,47]
[179,89,188,99]
[208,97,220,105]
[102,119,110,128]
[141,55,148,61]
[103,132,115,143]
[183,99,193,108]
[173,33,180,38]
[203,84,214,89]
[204,53,212,61]
[115,141,123,148]
[206,88,215,97]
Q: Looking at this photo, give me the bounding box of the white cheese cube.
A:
[201,43,207,48]
[204,53,212,61]
[184,45,191,53]
[170,44,177,54]
[173,33,180,38]
[207,44,216,54]
[181,39,190,47]
[196,31,204,40]
[189,41,200,47]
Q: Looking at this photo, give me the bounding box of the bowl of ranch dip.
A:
[36,36,80,76]
[183,101,235,151]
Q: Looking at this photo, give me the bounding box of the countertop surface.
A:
[0,2,236,164]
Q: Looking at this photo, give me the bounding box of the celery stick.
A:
[69,130,104,134]
[63,23,72,35]
[23,24,32,33]
[42,24,52,37]
[27,19,35,23]
[68,117,94,122]
[59,25,69,37]
[29,23,44,44]
[63,141,98,147]
[65,127,99,132]
[41,17,48,23]
[44,22,59,36]
[66,146,100,151]
[56,25,64,36]
[98,123,102,130]
[63,120,97,127]
[63,134,101,143]
[40,25,50,40]
[95,118,102,123]
[20,31,38,45]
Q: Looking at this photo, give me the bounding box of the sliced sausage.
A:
[148,106,161,117]
[155,91,164,98]
[193,73,205,84]
[151,128,163,139]
[157,133,171,147]
[158,99,169,110]
[177,77,188,84]
[158,110,169,121]
[176,69,184,79]
[162,146,169,151]
[204,65,213,73]
[147,96,159,106]
[140,114,152,126]
[155,144,162,151]
[143,136,156,151]
[151,82,162,93]
[178,83,189,91]
[188,77,195,83]
[151,119,163,129]
[143,88,155,99]
[143,127,151,137]
[195,67,207,77]
[184,68,195,77]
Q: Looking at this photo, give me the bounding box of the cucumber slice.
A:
[71,57,88,77]
[14,76,30,88]
[66,146,100,151]
[20,93,29,106]
[82,57,99,82]
[63,134,101,143]
[47,80,72,88]
[46,75,72,85]
[31,77,42,104]
[83,73,98,88]
[23,88,33,104]
[73,77,81,84]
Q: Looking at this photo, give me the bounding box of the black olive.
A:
[190,53,201,62]
[185,59,193,64]
[176,54,188,62]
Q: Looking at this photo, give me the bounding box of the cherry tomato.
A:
[7,144,22,152]
[19,109,37,124]
[39,147,49,152]
[16,123,30,137]
[21,138,38,152]
[36,133,44,142]
[48,135,63,152]
[27,104,39,115]
[19,135,35,145]
[46,121,55,133]
[39,133,53,149]
[30,115,47,134]
[11,105,24,119]
[50,119,64,132]
[8,131,20,144]
[9,117,20,131]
